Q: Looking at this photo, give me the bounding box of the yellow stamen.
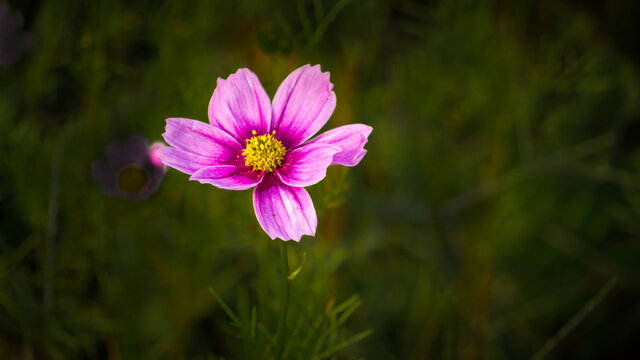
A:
[242,130,286,172]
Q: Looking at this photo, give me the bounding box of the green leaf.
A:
[288,252,307,280]
[209,287,242,327]
[313,329,373,360]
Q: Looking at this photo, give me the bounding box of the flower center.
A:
[117,164,149,194]
[242,130,286,172]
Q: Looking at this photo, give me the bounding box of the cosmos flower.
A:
[158,64,372,241]
[0,1,33,66]
[92,134,167,201]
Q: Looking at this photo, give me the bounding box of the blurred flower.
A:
[0,2,33,66]
[158,64,372,241]
[92,135,166,201]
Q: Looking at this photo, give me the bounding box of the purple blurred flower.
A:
[92,135,167,201]
[158,64,372,241]
[0,2,33,66]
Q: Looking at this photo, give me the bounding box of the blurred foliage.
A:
[2,0,640,359]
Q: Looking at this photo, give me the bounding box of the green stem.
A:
[276,241,291,360]
[531,277,618,360]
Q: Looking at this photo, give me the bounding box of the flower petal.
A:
[307,124,373,166]
[275,143,341,187]
[90,160,111,189]
[104,134,148,165]
[157,147,220,175]
[208,68,272,142]
[253,175,317,241]
[148,142,167,168]
[190,165,264,190]
[160,118,244,174]
[272,64,336,149]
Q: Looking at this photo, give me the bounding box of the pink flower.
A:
[0,2,33,66]
[92,135,167,201]
[158,65,372,241]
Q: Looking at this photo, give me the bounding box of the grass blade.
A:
[209,287,242,327]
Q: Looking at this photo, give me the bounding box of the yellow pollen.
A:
[242,130,286,172]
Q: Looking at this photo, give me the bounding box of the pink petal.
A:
[190,165,264,190]
[272,64,336,149]
[160,118,245,174]
[148,142,166,168]
[208,68,272,143]
[104,134,148,164]
[163,117,244,159]
[253,175,317,241]
[157,147,220,174]
[275,143,341,187]
[307,124,373,166]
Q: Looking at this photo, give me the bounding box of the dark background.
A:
[2,0,640,359]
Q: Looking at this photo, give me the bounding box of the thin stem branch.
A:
[44,137,62,313]
[309,0,353,47]
[530,277,618,360]
[276,241,291,360]
[438,132,616,217]
[297,0,312,39]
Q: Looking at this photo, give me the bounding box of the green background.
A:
[2,0,640,359]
